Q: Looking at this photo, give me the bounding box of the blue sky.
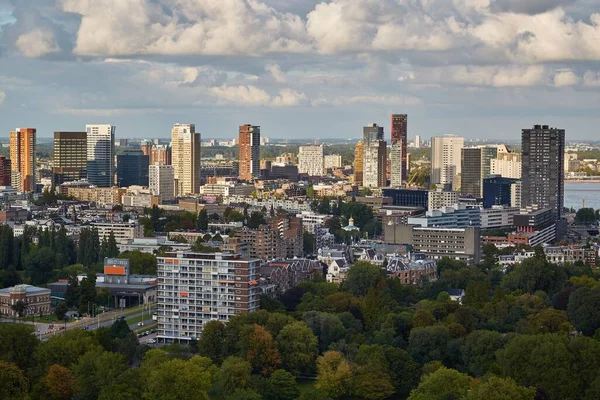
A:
[0,0,599,141]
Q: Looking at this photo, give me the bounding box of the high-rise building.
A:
[298,145,324,176]
[431,135,464,185]
[171,123,201,196]
[86,125,115,187]
[490,147,522,179]
[117,150,149,187]
[9,128,36,192]
[389,142,403,187]
[354,141,364,186]
[522,124,565,219]
[414,134,421,149]
[238,124,260,181]
[151,144,171,165]
[363,123,387,188]
[52,132,87,185]
[324,154,342,170]
[391,114,408,181]
[461,146,498,198]
[149,163,175,203]
[483,175,518,209]
[156,251,260,343]
[0,155,11,186]
[141,140,153,157]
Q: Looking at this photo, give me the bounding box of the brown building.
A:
[151,145,172,165]
[239,216,304,261]
[354,141,364,186]
[260,259,322,293]
[391,114,408,181]
[0,155,11,186]
[10,127,36,192]
[0,208,29,223]
[0,284,51,317]
[238,124,260,181]
[53,132,87,185]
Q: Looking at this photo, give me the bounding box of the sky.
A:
[0,0,599,141]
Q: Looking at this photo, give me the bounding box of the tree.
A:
[0,360,29,400]
[55,301,68,321]
[247,211,267,229]
[407,325,451,365]
[496,334,577,400]
[243,324,281,375]
[0,324,38,371]
[144,356,214,400]
[197,320,227,364]
[353,362,396,400]
[383,347,421,397]
[267,369,300,400]
[466,376,536,400]
[215,357,252,398]
[575,208,596,225]
[502,256,566,296]
[342,261,385,297]
[277,321,319,375]
[106,231,119,258]
[407,367,471,400]
[118,251,157,275]
[567,286,600,336]
[34,330,102,376]
[39,364,76,400]
[98,383,141,400]
[197,209,209,231]
[461,330,509,377]
[10,300,27,318]
[24,246,57,285]
[303,232,315,256]
[315,351,353,399]
[229,389,262,400]
[72,350,129,400]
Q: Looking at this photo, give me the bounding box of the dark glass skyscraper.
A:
[117,150,149,187]
[521,125,565,219]
[391,114,408,181]
[483,175,518,208]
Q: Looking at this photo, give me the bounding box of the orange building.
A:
[238,124,260,181]
[354,140,364,186]
[10,128,36,192]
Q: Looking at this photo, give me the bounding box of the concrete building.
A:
[298,145,324,176]
[408,204,481,228]
[363,123,387,188]
[483,175,518,209]
[0,284,51,317]
[386,256,437,285]
[389,142,403,187]
[156,251,260,343]
[171,123,201,196]
[238,216,303,261]
[431,135,464,185]
[199,183,254,198]
[117,150,149,187]
[461,146,498,198]
[66,186,125,208]
[0,155,11,186]
[413,134,421,149]
[122,187,159,208]
[53,132,87,185]
[391,114,408,180]
[86,125,115,187]
[260,259,322,293]
[480,206,519,229]
[151,144,172,165]
[522,125,565,219]
[10,127,36,192]
[354,141,364,186]
[428,189,459,211]
[149,163,175,203]
[91,222,144,243]
[238,124,260,181]
[297,211,330,234]
[324,154,342,171]
[383,188,429,209]
[385,224,481,265]
[491,149,522,179]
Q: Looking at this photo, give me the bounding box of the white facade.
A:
[363,141,387,188]
[86,125,115,187]
[298,145,324,176]
[324,154,342,170]
[414,134,421,148]
[431,135,464,185]
[511,181,522,208]
[428,189,459,211]
[490,152,522,179]
[171,123,201,196]
[389,142,403,187]
[297,212,330,233]
[156,252,260,343]
[149,163,175,203]
[91,222,144,243]
[480,206,520,229]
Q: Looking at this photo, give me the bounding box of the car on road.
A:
[137,322,144,326]
[146,339,156,344]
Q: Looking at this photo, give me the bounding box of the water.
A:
[564,182,600,210]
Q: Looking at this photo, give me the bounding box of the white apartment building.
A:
[171,123,201,196]
[511,181,522,208]
[298,145,324,176]
[297,211,330,233]
[363,141,387,188]
[428,189,459,211]
[324,154,342,170]
[122,186,156,208]
[480,206,520,229]
[91,222,144,243]
[149,163,175,203]
[156,252,261,343]
[86,124,115,188]
[389,142,403,187]
[490,152,522,179]
[431,135,464,185]
[199,184,254,198]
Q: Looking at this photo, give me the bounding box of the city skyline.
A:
[1,1,600,140]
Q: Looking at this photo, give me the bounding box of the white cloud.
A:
[417,65,548,87]
[52,107,162,116]
[583,70,600,87]
[265,63,287,83]
[272,88,306,106]
[553,69,580,87]
[15,28,60,57]
[209,85,305,107]
[0,90,5,104]
[312,94,422,107]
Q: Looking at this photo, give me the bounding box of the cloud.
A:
[583,70,600,87]
[15,28,60,57]
[312,94,422,107]
[553,69,580,87]
[490,0,575,15]
[420,65,549,87]
[0,90,5,104]
[265,63,287,83]
[272,88,306,106]
[210,85,305,107]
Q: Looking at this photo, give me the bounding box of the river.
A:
[564,182,600,210]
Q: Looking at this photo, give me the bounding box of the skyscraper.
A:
[117,149,150,187]
[53,132,87,185]
[171,123,201,196]
[10,128,36,192]
[298,145,324,176]
[460,146,498,198]
[86,124,115,187]
[0,155,11,186]
[363,123,387,188]
[391,114,408,181]
[354,141,364,186]
[431,135,464,186]
[522,124,565,218]
[389,142,403,187]
[149,163,175,203]
[238,124,260,181]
